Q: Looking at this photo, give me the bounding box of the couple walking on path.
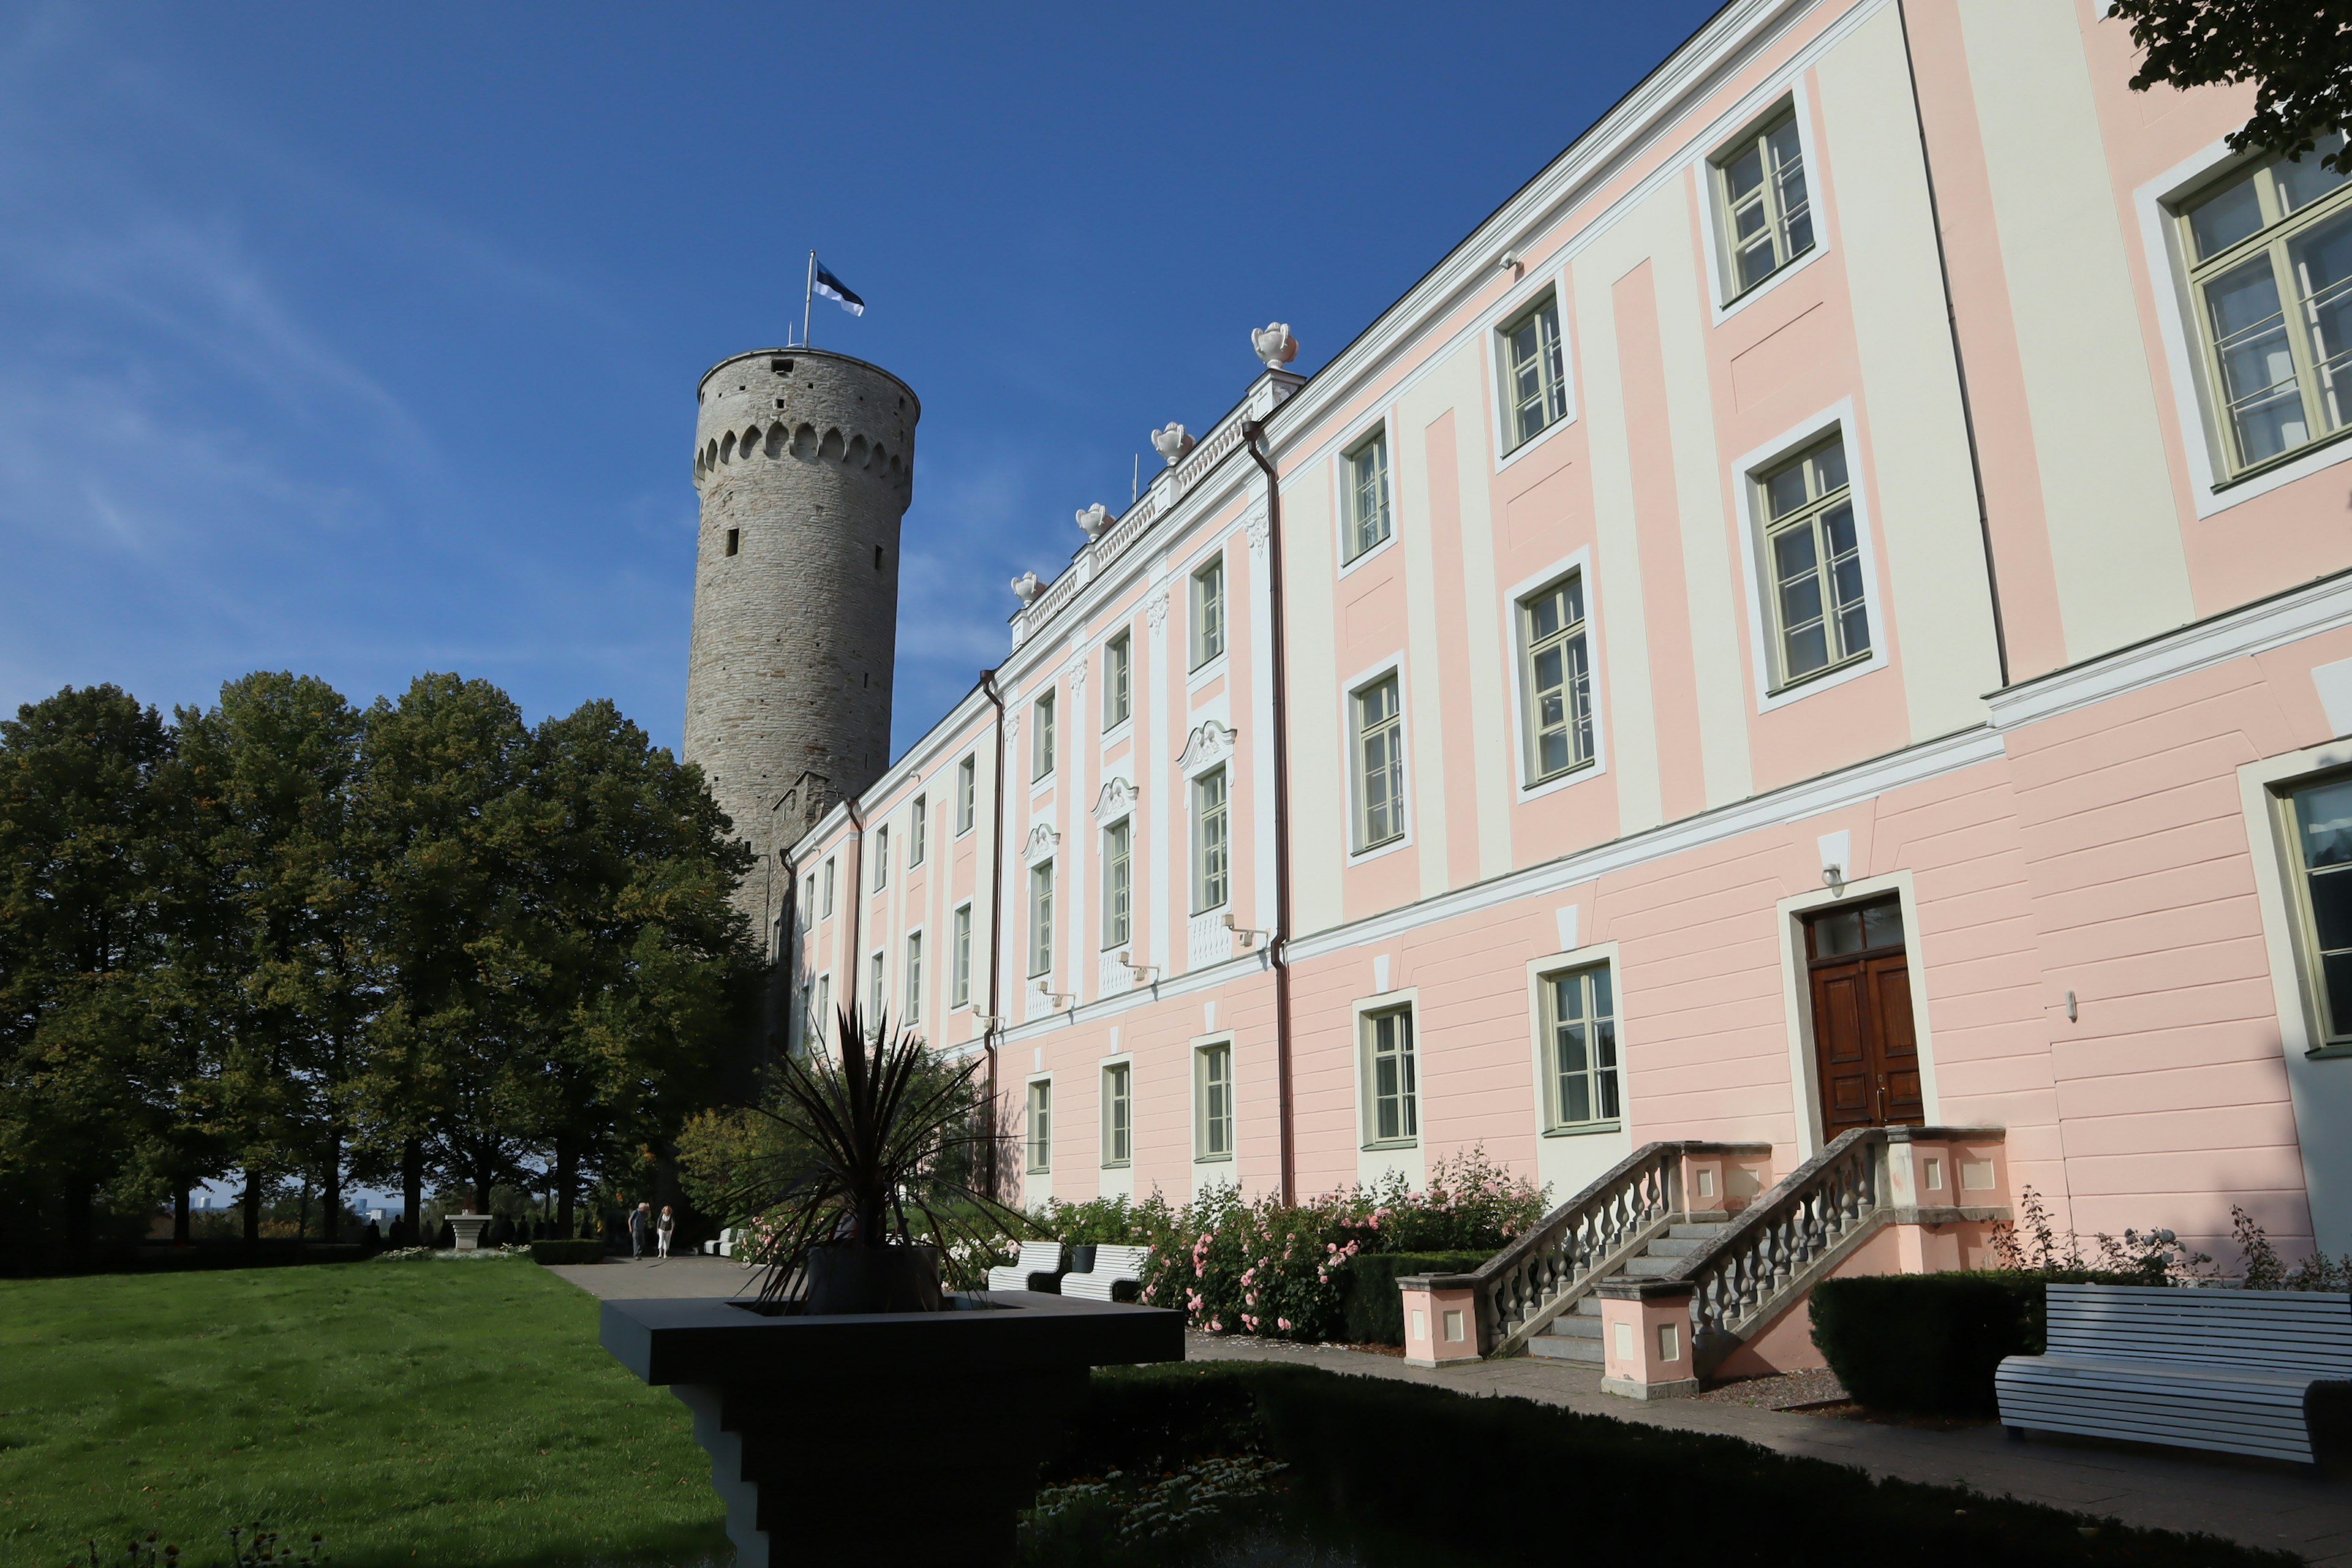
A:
[627,1202,676,1261]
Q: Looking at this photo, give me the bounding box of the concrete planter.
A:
[447,1215,493,1252]
[802,1243,941,1314]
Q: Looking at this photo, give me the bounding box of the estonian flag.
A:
[813,259,865,317]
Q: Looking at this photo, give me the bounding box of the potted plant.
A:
[729,1005,1027,1314]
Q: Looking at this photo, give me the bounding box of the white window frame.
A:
[1191,766,1230,914]
[1496,289,1571,456]
[1344,657,1410,859]
[1026,1076,1053,1175]
[1731,401,1888,714]
[872,824,889,890]
[1693,81,1831,323]
[1514,564,1600,790]
[956,755,977,835]
[1357,1001,1420,1150]
[1028,859,1055,978]
[1101,1060,1133,1168]
[1193,1037,1235,1163]
[1342,424,1394,565]
[903,929,924,1027]
[1101,818,1132,949]
[2141,137,2352,517]
[1104,631,1133,733]
[908,793,927,868]
[809,973,831,1050]
[1539,959,1622,1133]
[1503,549,1611,802]
[951,902,973,1008]
[1032,690,1057,784]
[1478,264,1578,474]
[820,856,836,917]
[1189,553,1227,673]
[867,948,886,1024]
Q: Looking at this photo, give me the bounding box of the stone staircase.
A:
[1525,1218,1729,1364]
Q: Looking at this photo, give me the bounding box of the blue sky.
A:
[0,1,1721,760]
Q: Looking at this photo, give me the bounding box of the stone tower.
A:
[684,347,920,937]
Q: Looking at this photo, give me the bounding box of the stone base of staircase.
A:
[1524,1218,1728,1368]
[1600,1373,1700,1400]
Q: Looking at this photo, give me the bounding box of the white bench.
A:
[1062,1244,1150,1303]
[1996,1283,2352,1464]
[986,1240,1065,1294]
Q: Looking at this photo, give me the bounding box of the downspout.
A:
[844,797,867,1029]
[980,668,1009,1201]
[1242,419,1297,1204]
[1896,0,2010,690]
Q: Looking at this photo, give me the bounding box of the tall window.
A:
[1714,106,1814,296]
[1362,1006,1418,1146]
[952,903,973,1008]
[871,824,889,889]
[821,857,835,916]
[1102,820,1132,948]
[908,793,927,867]
[1521,576,1594,783]
[1101,1063,1132,1167]
[1193,769,1229,913]
[1546,963,1619,1129]
[1027,1080,1052,1174]
[1104,633,1132,728]
[1033,692,1056,781]
[1346,430,1392,560]
[869,950,885,1022]
[956,755,976,834]
[1190,557,1226,669]
[810,974,830,1046]
[1196,1042,1234,1161]
[1501,296,1567,450]
[1758,435,1867,686]
[904,932,924,1027]
[802,873,815,920]
[2179,134,2352,475]
[1354,676,1405,851]
[2287,775,2352,1044]
[1029,861,1055,977]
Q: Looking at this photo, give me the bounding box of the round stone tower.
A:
[684,347,920,933]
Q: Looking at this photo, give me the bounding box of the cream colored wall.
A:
[1957,0,2193,663]
[1284,464,1347,937]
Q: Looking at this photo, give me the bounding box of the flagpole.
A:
[803,252,816,350]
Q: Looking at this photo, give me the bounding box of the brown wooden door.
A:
[1806,898,1923,1134]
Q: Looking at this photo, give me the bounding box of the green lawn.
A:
[0,1259,727,1568]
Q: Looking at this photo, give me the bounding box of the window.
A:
[1714,106,1814,296]
[952,903,973,1007]
[1345,430,1392,560]
[1190,557,1226,669]
[1033,692,1056,781]
[1500,296,1568,450]
[1105,633,1132,728]
[1102,1063,1132,1167]
[725,527,740,557]
[1027,1080,1052,1174]
[821,857,835,917]
[794,982,811,1054]
[1362,1006,1418,1146]
[1545,963,1620,1129]
[1520,576,1594,783]
[1353,676,1405,850]
[956,755,976,834]
[1196,1042,1234,1161]
[904,932,924,1026]
[2179,134,2352,475]
[869,950,885,1023]
[810,974,831,1048]
[1029,860,1055,977]
[872,824,889,889]
[1102,820,1132,948]
[2286,775,2352,1045]
[1758,435,1868,687]
[908,794,927,867]
[1192,767,1229,913]
[802,873,815,919]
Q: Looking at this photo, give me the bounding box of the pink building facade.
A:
[780,0,2352,1265]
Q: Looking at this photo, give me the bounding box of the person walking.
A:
[628,1201,651,1260]
[656,1205,676,1261]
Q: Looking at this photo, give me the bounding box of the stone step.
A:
[1526,1332,1605,1365]
[1668,1222,1730,1240]
[1541,1311,1601,1339]
[1644,1237,1711,1257]
[1571,1295,1604,1317]
[1623,1254,1681,1278]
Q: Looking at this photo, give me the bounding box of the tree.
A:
[2113,1,2352,173]
[0,687,186,1249]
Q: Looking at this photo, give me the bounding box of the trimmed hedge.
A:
[528,1240,608,1265]
[1809,1270,2135,1415]
[1035,1363,2292,1567]
[1338,1250,1489,1346]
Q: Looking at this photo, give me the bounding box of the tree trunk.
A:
[173,1183,190,1245]
[402,1137,423,1244]
[241,1174,261,1246]
[555,1138,578,1233]
[322,1131,342,1244]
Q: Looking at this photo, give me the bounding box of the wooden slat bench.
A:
[986,1240,1065,1294]
[1996,1283,2352,1464]
[1063,1245,1150,1303]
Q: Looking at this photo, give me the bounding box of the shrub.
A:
[1325,1148,1547,1253]
[1810,1269,2150,1415]
[527,1240,606,1265]
[1336,1250,1490,1346]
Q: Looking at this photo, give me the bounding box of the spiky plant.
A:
[728,1004,1030,1306]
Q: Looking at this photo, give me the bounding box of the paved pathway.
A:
[542,1261,2352,1562]
[1187,1335,2352,1565]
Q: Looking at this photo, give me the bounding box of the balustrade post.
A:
[1398,1274,1483,1368]
[1596,1279,1700,1400]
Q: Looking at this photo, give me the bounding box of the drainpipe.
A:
[981,667,1009,1202]
[1242,419,1297,1205]
[844,796,867,1031]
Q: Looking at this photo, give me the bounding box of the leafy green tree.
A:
[2114,1,2352,173]
[0,687,186,1248]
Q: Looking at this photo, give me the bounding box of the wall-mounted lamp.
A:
[1037,990,1076,1011]
[2065,990,2078,1024]
[1222,913,1270,949]
[1117,951,1161,984]
[974,1014,1009,1031]
[1820,864,1846,894]
[1498,250,1521,274]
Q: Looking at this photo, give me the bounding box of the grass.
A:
[0,1258,726,1568]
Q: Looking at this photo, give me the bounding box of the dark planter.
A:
[802,1244,943,1314]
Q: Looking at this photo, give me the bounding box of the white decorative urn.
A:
[1010,571,1044,606]
[1076,503,1112,540]
[1151,423,1195,466]
[1251,322,1299,371]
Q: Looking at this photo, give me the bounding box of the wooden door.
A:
[1806,899,1923,1134]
